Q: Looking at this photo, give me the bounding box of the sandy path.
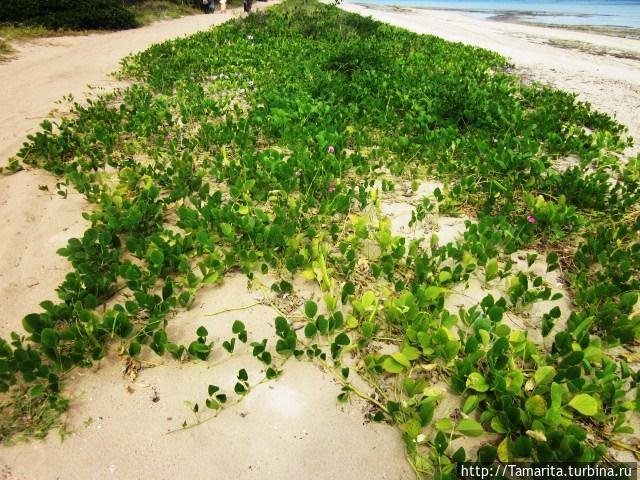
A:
[0,171,88,339]
[341,3,640,143]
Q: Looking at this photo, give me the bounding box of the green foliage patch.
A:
[125,1,203,26]
[0,0,138,30]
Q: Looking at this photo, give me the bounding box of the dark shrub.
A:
[0,0,138,30]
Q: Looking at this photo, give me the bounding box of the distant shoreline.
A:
[350,1,640,38]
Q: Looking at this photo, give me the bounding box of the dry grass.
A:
[0,38,15,63]
[0,24,90,41]
[128,0,202,25]
[0,23,93,63]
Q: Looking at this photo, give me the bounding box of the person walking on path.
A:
[243,0,252,12]
[202,0,214,13]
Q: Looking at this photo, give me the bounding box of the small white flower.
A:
[247,34,254,40]
[248,80,255,87]
[239,88,245,94]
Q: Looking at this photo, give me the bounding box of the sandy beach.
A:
[1,3,639,478]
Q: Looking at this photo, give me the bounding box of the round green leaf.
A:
[40,328,58,348]
[304,323,317,338]
[466,372,489,392]
[196,326,208,338]
[391,352,411,368]
[457,418,484,437]
[304,300,318,318]
[381,357,405,374]
[525,395,547,417]
[568,393,598,416]
[485,258,499,282]
[534,366,556,385]
[149,249,164,266]
[232,320,246,334]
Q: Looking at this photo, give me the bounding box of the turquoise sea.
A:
[346,0,640,29]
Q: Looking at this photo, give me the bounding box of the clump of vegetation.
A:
[1,1,639,477]
[0,24,76,39]
[127,0,201,25]
[0,0,138,30]
[0,385,68,444]
[0,38,14,62]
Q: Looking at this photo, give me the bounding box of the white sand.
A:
[1,4,639,478]
[1,274,412,479]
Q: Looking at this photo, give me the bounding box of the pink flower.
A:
[327,146,335,154]
[527,215,536,224]
[328,181,336,193]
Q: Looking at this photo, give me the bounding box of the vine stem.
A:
[165,388,260,434]
[373,336,397,343]
[404,449,423,480]
[610,439,640,455]
[138,359,164,367]
[204,302,262,317]
[315,356,389,415]
[165,357,291,435]
[206,352,251,369]
[357,367,391,403]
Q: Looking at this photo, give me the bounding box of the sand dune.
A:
[1,4,639,478]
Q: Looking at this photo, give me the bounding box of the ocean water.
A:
[346,0,640,29]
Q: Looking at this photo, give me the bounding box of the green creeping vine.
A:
[1,0,639,476]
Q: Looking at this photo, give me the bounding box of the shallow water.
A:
[347,0,640,29]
